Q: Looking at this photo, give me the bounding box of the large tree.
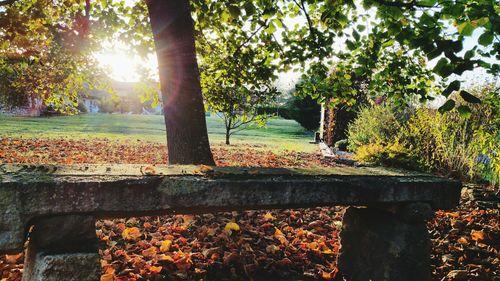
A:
[145,0,214,165]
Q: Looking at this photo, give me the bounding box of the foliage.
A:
[348,84,499,186]
[189,0,499,111]
[347,104,401,152]
[0,0,113,113]
[198,10,280,145]
[2,0,499,113]
[285,95,321,131]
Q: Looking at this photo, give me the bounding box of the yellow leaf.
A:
[142,247,157,257]
[308,242,319,250]
[150,266,162,273]
[122,227,141,241]
[274,228,284,237]
[224,222,240,232]
[263,212,275,221]
[322,248,335,255]
[160,240,172,252]
[471,230,486,241]
[158,254,174,262]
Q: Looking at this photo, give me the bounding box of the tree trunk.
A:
[323,103,357,147]
[146,0,215,165]
[225,127,231,145]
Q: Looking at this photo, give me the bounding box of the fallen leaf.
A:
[471,230,486,241]
[142,247,157,257]
[263,212,275,221]
[160,240,172,252]
[150,266,162,273]
[121,227,141,241]
[100,274,114,281]
[224,222,240,232]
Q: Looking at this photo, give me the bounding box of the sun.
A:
[94,47,158,82]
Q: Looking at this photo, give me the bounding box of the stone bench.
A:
[0,164,461,281]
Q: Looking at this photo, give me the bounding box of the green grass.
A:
[0,114,317,152]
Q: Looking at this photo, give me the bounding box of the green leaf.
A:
[464,49,475,60]
[228,5,241,18]
[457,22,475,36]
[346,40,356,50]
[244,2,256,16]
[417,0,437,6]
[459,90,481,103]
[438,99,455,113]
[433,58,452,77]
[357,25,366,32]
[265,22,276,34]
[478,32,494,46]
[353,30,360,41]
[456,105,471,118]
[442,80,460,97]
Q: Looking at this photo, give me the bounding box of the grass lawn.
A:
[0,113,317,153]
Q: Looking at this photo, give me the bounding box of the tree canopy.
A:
[2,0,498,112]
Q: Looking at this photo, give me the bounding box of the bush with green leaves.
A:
[347,104,401,152]
[347,84,499,187]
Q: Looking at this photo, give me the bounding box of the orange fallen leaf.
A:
[308,242,319,250]
[100,274,114,281]
[471,230,486,241]
[457,237,469,245]
[198,165,213,173]
[150,266,162,273]
[143,166,156,175]
[142,247,157,257]
[122,227,141,241]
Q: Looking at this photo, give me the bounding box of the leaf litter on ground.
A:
[0,137,498,280]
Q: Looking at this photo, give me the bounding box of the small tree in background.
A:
[198,11,279,145]
[205,83,278,145]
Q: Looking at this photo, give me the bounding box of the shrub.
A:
[286,95,321,131]
[347,104,401,152]
[347,84,499,187]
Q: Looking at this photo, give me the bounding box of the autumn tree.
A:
[0,0,110,113]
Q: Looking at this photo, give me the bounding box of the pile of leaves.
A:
[429,185,499,281]
[0,137,324,168]
[0,137,498,280]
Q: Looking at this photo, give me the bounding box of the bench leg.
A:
[22,215,100,281]
[338,204,433,281]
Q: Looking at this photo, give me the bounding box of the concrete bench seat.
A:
[0,164,461,281]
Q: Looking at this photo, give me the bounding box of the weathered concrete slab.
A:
[0,164,461,253]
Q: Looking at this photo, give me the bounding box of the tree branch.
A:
[292,0,316,40]
[233,20,268,57]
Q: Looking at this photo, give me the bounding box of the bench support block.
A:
[338,205,432,281]
[22,215,100,281]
